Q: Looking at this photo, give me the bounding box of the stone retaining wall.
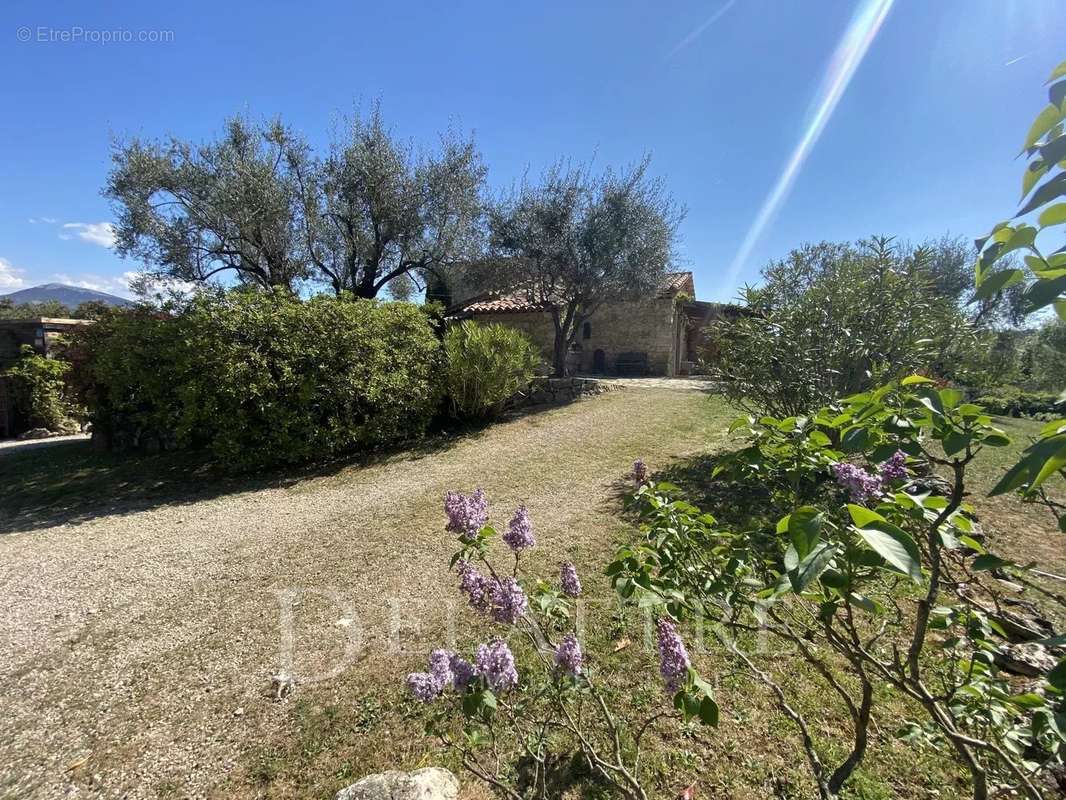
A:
[505,376,613,411]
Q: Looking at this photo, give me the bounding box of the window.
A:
[582,321,591,340]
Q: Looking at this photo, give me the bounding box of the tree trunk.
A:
[552,335,567,378]
[551,303,578,377]
[827,678,873,795]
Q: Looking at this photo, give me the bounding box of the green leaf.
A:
[848,592,882,615]
[841,426,870,452]
[974,268,1025,300]
[1023,160,1049,200]
[698,696,719,726]
[786,506,824,560]
[1024,104,1064,150]
[1040,134,1066,171]
[847,504,887,528]
[972,554,1013,571]
[942,430,973,457]
[1049,60,1066,83]
[1047,658,1066,692]
[1018,172,1066,217]
[901,375,936,386]
[1009,693,1047,709]
[1038,202,1066,228]
[990,434,1066,494]
[788,541,838,592]
[848,505,922,582]
[1024,274,1066,312]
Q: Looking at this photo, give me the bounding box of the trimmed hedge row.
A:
[75,291,444,470]
[973,386,1063,419]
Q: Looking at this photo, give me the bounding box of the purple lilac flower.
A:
[444,489,488,540]
[560,562,582,598]
[456,560,492,614]
[554,633,584,677]
[878,450,908,486]
[656,617,691,694]
[832,462,882,504]
[428,648,454,688]
[503,505,536,552]
[632,459,648,486]
[407,671,441,703]
[449,654,479,690]
[489,577,528,624]
[475,639,518,692]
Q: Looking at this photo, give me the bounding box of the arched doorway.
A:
[592,349,606,374]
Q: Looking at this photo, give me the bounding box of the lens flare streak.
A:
[727,0,895,283]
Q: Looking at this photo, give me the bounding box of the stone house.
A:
[449,272,742,377]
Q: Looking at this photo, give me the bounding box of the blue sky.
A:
[1,0,1063,302]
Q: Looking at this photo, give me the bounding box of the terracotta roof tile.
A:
[454,271,695,316]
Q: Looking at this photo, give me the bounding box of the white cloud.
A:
[0,258,27,291]
[62,222,117,248]
[52,272,131,297]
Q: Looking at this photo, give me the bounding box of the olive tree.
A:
[295,106,486,299]
[107,117,311,292]
[482,158,683,377]
[106,108,486,298]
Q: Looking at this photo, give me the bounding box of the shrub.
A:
[406,489,716,799]
[705,237,980,417]
[974,386,1063,418]
[443,321,540,419]
[4,345,81,432]
[613,381,1065,799]
[77,290,443,470]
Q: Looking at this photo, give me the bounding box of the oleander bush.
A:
[443,321,541,420]
[76,290,443,470]
[704,236,982,418]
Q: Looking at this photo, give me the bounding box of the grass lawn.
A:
[0,389,1060,800]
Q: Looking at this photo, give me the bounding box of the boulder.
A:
[994,643,1058,677]
[335,768,459,800]
[17,427,53,440]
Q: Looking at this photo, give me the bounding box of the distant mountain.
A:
[0,283,133,309]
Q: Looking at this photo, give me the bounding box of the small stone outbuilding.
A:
[0,317,90,437]
[450,272,742,377]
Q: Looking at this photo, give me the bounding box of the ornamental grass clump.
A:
[407,491,718,800]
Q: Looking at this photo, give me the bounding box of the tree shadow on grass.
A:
[622,451,783,534]
[0,400,573,536]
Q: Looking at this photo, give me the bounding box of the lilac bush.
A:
[409,489,717,800]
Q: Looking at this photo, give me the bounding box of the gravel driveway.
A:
[0,389,726,799]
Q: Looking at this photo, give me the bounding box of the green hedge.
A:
[973,385,1063,419]
[76,291,444,470]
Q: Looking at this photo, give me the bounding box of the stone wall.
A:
[467,297,681,377]
[505,376,612,411]
[574,297,679,376]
